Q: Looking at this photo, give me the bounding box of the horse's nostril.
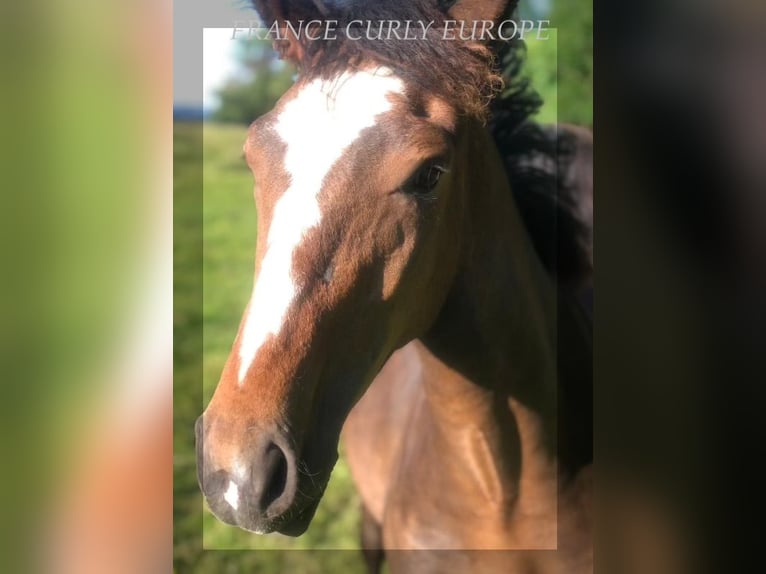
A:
[257,442,290,516]
[197,430,297,531]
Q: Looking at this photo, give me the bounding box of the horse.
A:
[195,1,592,572]
[343,116,593,572]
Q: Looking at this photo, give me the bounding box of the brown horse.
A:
[343,118,593,572]
[196,1,592,572]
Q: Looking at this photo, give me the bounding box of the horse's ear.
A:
[439,0,518,26]
[251,1,327,66]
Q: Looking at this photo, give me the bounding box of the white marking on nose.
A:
[238,68,404,383]
[223,480,239,510]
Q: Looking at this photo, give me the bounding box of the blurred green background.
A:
[174,1,592,571]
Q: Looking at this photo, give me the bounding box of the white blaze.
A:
[238,69,404,383]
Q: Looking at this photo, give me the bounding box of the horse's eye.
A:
[409,162,446,195]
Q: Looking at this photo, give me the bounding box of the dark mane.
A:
[274,0,504,119]
[489,39,593,289]
[255,0,591,288]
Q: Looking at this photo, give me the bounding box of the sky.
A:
[202,28,239,111]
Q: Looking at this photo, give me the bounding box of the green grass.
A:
[525,29,559,126]
[174,121,366,573]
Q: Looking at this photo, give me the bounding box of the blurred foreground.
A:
[1,1,172,573]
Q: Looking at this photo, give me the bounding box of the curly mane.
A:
[252,0,592,288]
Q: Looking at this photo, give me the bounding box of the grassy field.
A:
[174,121,366,573]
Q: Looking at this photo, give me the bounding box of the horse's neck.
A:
[418,121,560,517]
[423,120,558,412]
[412,341,559,532]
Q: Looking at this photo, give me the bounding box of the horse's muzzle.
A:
[195,415,301,534]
